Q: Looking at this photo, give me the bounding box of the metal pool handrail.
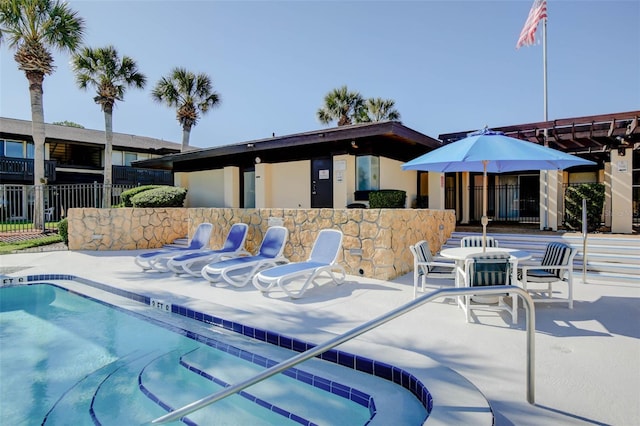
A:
[149,286,536,425]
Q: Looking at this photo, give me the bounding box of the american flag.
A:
[516,0,547,49]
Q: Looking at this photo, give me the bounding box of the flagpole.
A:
[542,14,551,230]
[543,16,548,123]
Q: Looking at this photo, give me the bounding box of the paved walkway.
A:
[1,249,638,425]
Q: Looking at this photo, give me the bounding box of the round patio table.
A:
[440,247,532,264]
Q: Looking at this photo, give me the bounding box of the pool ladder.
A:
[149,286,536,424]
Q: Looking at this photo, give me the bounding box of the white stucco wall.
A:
[269,160,310,208]
[175,155,425,210]
[568,171,598,183]
[380,157,415,208]
[177,169,225,207]
[609,149,633,233]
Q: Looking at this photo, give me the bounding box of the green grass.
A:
[0,222,59,231]
[0,234,63,254]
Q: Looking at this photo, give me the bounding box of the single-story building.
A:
[136,121,444,210]
[136,111,639,234]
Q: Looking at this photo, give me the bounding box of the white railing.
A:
[148,286,536,425]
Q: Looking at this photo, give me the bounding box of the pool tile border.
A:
[1,274,433,419]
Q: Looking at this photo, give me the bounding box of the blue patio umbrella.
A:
[402,128,596,249]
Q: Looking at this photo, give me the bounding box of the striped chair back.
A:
[461,236,499,248]
[414,240,436,272]
[467,252,512,286]
[540,242,573,278]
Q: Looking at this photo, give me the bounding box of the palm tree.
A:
[366,97,401,122]
[317,86,367,126]
[0,0,84,229]
[72,45,146,208]
[151,67,221,152]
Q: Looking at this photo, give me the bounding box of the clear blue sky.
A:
[1,0,638,149]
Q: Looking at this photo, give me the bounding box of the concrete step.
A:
[163,236,189,248]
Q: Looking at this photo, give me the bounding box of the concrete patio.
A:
[1,248,638,425]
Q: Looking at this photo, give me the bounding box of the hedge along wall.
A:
[67,207,456,280]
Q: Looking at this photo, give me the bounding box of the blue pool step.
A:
[136,346,374,425]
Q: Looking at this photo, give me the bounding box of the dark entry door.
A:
[519,175,540,220]
[311,158,333,208]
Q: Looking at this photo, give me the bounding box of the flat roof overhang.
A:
[134,121,443,172]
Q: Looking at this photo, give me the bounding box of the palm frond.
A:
[152,67,221,147]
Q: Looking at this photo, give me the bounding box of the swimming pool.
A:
[0,281,429,425]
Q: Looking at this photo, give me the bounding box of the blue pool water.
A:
[0,284,385,425]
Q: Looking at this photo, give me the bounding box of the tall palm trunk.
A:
[181,124,192,152]
[103,106,113,208]
[28,72,46,229]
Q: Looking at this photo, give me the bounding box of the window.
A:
[124,152,137,166]
[26,142,34,159]
[356,155,380,191]
[242,169,256,208]
[112,151,124,166]
[4,140,24,158]
[0,139,32,158]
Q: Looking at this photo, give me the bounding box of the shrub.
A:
[120,185,164,207]
[130,186,188,207]
[564,183,605,232]
[58,218,69,245]
[368,189,406,208]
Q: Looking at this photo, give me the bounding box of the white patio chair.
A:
[44,207,54,222]
[252,229,346,299]
[409,240,456,299]
[519,242,576,308]
[460,235,499,248]
[456,252,519,324]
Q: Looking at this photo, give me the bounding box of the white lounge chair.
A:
[252,229,346,299]
[167,223,250,276]
[201,226,289,287]
[134,222,213,272]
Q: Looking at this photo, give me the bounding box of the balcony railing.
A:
[0,158,171,186]
[112,165,173,185]
[0,157,56,181]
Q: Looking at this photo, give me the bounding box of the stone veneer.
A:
[67,207,455,280]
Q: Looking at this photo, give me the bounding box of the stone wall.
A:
[67,208,188,251]
[68,207,455,280]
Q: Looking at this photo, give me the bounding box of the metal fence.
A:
[0,183,137,234]
[466,184,540,224]
[430,185,540,223]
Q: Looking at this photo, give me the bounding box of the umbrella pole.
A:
[482,160,488,252]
